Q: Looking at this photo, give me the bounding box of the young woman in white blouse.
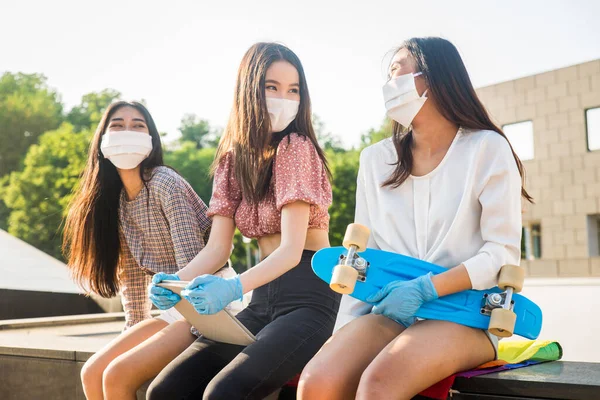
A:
[299,37,533,400]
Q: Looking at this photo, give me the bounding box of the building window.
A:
[588,215,600,257]
[522,223,542,260]
[586,107,600,152]
[503,121,534,161]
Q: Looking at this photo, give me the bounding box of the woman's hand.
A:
[181,275,243,315]
[366,273,438,327]
[148,272,181,310]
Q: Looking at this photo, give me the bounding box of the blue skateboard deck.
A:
[312,247,542,339]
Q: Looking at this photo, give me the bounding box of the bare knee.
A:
[102,357,136,393]
[80,356,104,390]
[298,359,344,400]
[358,361,415,400]
[358,362,404,400]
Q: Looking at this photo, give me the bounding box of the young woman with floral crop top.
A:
[146,42,341,400]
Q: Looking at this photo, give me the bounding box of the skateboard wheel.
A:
[488,308,516,338]
[342,224,370,252]
[330,264,359,294]
[498,264,525,293]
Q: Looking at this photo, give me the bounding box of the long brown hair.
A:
[212,42,330,203]
[383,37,532,203]
[63,101,164,297]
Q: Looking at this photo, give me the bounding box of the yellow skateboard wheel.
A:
[488,308,516,338]
[342,223,370,252]
[330,264,359,294]
[498,264,525,293]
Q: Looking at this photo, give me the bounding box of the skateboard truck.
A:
[486,264,526,338]
[480,292,514,316]
[330,224,371,294]
[338,253,369,282]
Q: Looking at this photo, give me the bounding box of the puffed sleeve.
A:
[274,133,332,210]
[462,134,523,290]
[207,151,243,219]
[154,171,211,268]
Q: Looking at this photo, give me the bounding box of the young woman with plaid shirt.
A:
[63,101,238,400]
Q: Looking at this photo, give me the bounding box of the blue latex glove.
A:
[366,272,439,327]
[149,272,181,310]
[180,274,243,315]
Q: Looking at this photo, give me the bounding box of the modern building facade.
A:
[476,59,600,277]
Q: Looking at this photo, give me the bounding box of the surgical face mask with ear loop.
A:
[382,71,428,127]
[266,97,300,133]
[100,130,153,170]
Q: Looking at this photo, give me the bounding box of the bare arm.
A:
[158,175,212,269]
[175,215,236,281]
[239,201,310,293]
[430,264,472,297]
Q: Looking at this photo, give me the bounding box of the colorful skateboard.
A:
[158,280,256,346]
[312,224,543,339]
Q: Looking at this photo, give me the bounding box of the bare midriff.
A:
[258,228,330,259]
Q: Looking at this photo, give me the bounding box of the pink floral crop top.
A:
[207,133,332,238]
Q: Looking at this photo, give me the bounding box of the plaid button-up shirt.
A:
[118,166,211,328]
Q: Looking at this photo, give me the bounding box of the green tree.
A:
[66,89,121,132]
[0,72,63,176]
[1,123,90,259]
[230,232,259,273]
[178,114,220,149]
[314,114,345,152]
[164,142,216,201]
[360,118,393,148]
[0,176,10,230]
[322,117,393,245]
[327,149,360,246]
[164,142,256,272]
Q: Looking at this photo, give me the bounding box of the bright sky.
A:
[2,0,599,148]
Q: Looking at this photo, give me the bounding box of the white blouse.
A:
[334,127,523,331]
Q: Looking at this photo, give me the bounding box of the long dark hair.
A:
[63,101,164,297]
[212,42,331,203]
[384,37,532,203]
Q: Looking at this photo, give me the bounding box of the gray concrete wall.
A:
[0,289,120,320]
[0,354,148,400]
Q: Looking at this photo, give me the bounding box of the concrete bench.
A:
[449,361,600,399]
[2,314,599,399]
[0,314,294,399]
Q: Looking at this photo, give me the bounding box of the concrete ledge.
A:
[0,312,129,330]
[0,340,77,361]
[0,313,156,362]
[0,311,159,331]
[0,355,84,400]
[524,277,600,286]
[2,314,599,399]
[0,289,121,320]
[453,361,600,400]
[0,314,152,399]
[0,354,148,400]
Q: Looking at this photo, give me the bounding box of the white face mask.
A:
[382,71,428,127]
[100,130,153,170]
[266,97,299,133]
